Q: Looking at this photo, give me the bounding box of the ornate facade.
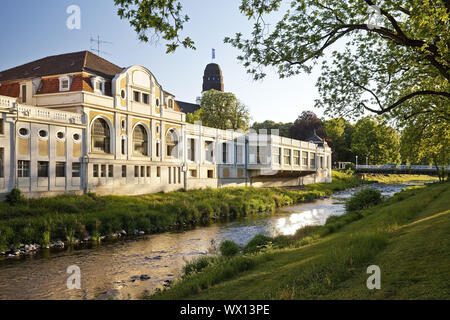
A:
[0,51,331,198]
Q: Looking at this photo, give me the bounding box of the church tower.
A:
[202,63,224,93]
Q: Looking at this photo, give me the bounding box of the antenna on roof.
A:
[90,35,113,57]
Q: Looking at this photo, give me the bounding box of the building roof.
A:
[175,100,201,114]
[0,51,124,82]
[202,63,224,92]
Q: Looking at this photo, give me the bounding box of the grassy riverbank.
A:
[363,174,438,184]
[149,181,449,300]
[0,171,364,253]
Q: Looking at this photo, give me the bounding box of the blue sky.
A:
[0,0,335,124]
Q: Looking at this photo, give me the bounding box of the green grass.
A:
[0,171,363,252]
[364,174,438,184]
[149,181,449,300]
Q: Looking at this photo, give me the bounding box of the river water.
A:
[0,183,422,300]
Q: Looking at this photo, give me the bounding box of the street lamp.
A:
[366,156,368,166]
[356,155,358,167]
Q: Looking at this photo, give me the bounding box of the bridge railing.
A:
[356,165,450,171]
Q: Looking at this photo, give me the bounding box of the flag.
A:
[212,48,216,60]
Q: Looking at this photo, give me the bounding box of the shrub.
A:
[345,188,382,212]
[220,240,240,257]
[244,234,273,254]
[183,255,220,276]
[6,188,25,206]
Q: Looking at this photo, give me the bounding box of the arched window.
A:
[166,129,178,157]
[92,118,110,153]
[133,124,148,155]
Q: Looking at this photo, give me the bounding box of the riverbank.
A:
[149,181,449,300]
[0,171,366,256]
[362,173,438,184]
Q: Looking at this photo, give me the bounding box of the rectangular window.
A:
[38,161,49,178]
[21,85,27,103]
[173,167,177,184]
[0,148,4,178]
[134,166,139,178]
[293,150,300,166]
[310,153,316,167]
[168,167,172,184]
[0,119,4,135]
[121,138,126,155]
[178,167,181,184]
[222,142,227,164]
[18,160,30,178]
[122,165,127,178]
[189,169,197,178]
[101,165,106,178]
[273,147,280,165]
[55,162,66,177]
[93,164,99,177]
[284,149,291,165]
[143,93,149,104]
[205,141,213,162]
[61,80,69,91]
[140,166,145,178]
[302,151,308,166]
[187,138,195,161]
[72,162,81,178]
[146,166,151,177]
[156,142,160,157]
[108,165,114,178]
[207,169,214,179]
[156,166,161,178]
[133,91,140,102]
[236,145,244,164]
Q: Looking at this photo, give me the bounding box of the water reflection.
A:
[0,183,421,300]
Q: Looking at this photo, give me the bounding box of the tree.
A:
[251,120,292,137]
[198,90,250,131]
[324,118,355,163]
[289,111,327,141]
[113,0,194,53]
[185,108,202,124]
[225,0,450,120]
[114,0,449,120]
[400,112,449,181]
[351,117,400,164]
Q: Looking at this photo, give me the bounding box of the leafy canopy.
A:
[195,90,251,131]
[114,0,449,119]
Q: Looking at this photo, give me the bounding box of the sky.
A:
[0,0,339,124]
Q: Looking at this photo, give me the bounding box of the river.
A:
[0,182,424,300]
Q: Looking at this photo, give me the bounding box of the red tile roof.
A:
[0,51,124,83]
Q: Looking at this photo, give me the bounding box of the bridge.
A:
[355,165,450,176]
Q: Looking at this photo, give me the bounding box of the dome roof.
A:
[202,63,224,92]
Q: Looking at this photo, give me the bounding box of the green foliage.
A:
[351,117,400,164]
[185,108,202,124]
[324,118,355,163]
[345,188,382,212]
[400,112,449,181]
[243,234,273,254]
[148,181,450,300]
[251,120,292,138]
[113,0,194,53]
[183,256,220,276]
[6,188,25,206]
[220,240,240,257]
[199,90,250,130]
[225,0,450,120]
[0,172,364,249]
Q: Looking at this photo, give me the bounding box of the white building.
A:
[0,51,331,198]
